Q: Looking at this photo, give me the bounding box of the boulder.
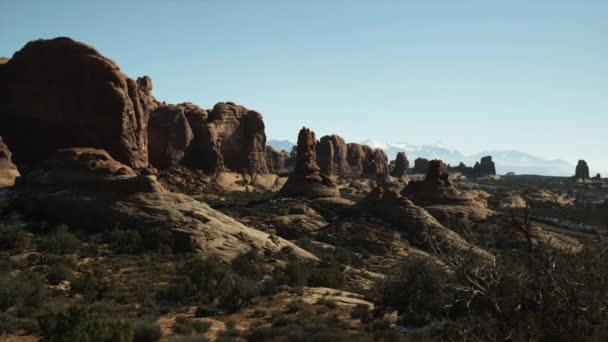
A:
[575,160,590,180]
[0,37,157,168]
[147,105,194,169]
[0,136,19,187]
[280,127,339,198]
[412,158,430,174]
[390,152,409,178]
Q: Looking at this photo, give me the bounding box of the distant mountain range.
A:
[267,139,576,176]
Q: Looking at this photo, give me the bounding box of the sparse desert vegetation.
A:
[1,5,608,340]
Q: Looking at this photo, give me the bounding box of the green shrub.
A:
[350,303,371,323]
[70,272,99,300]
[174,316,211,335]
[133,320,162,342]
[38,305,134,342]
[110,229,143,254]
[46,263,72,285]
[141,227,173,253]
[39,226,81,254]
[158,275,196,303]
[231,249,263,280]
[0,224,28,251]
[169,335,210,342]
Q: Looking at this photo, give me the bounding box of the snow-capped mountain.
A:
[267,139,576,176]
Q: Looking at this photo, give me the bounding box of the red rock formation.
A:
[26,148,164,194]
[390,152,409,177]
[265,146,291,174]
[401,159,461,206]
[314,138,389,177]
[365,148,389,175]
[412,158,430,174]
[0,37,157,168]
[147,105,194,169]
[575,160,590,180]
[184,102,269,173]
[280,128,339,198]
[318,135,349,176]
[472,156,496,176]
[0,136,19,187]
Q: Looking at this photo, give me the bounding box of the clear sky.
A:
[1,1,607,171]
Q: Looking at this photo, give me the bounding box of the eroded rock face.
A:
[318,135,349,176]
[185,102,270,173]
[473,156,496,176]
[575,160,590,180]
[0,37,157,168]
[0,136,19,187]
[390,152,409,177]
[265,146,291,174]
[148,105,194,169]
[208,102,269,173]
[314,135,389,178]
[280,127,339,198]
[412,158,430,174]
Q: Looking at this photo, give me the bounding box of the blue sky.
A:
[1,1,607,172]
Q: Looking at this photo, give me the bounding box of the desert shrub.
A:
[248,312,357,342]
[109,228,143,254]
[333,246,354,265]
[307,260,345,289]
[159,255,261,309]
[158,275,196,302]
[8,270,48,308]
[351,303,372,323]
[46,263,72,285]
[280,260,311,287]
[169,335,210,342]
[295,237,314,252]
[380,231,608,341]
[70,272,99,300]
[38,305,133,342]
[0,224,29,251]
[380,257,451,326]
[133,320,162,342]
[280,259,345,289]
[231,249,263,280]
[38,225,81,254]
[141,226,174,253]
[174,316,211,335]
